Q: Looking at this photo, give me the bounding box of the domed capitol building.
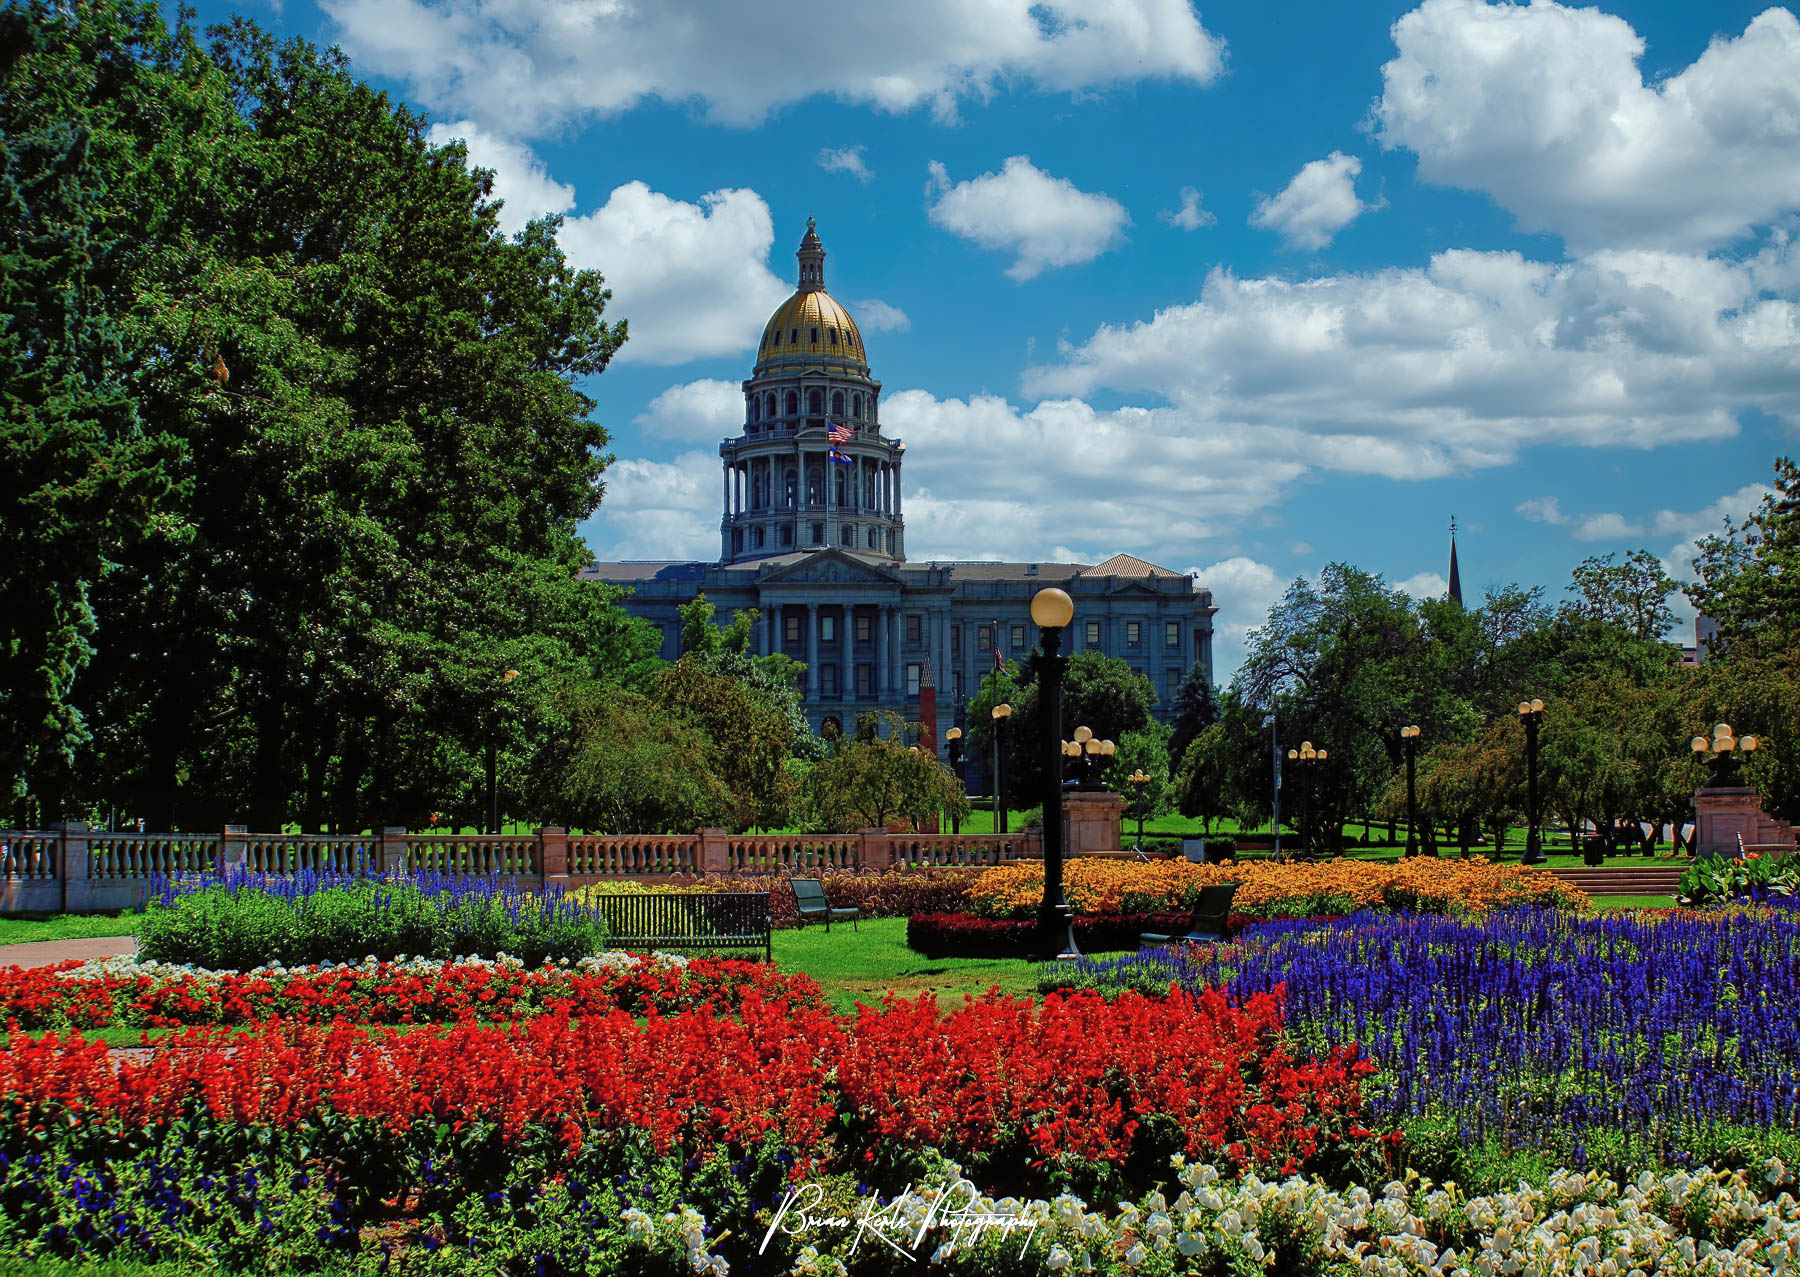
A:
[583,220,1217,750]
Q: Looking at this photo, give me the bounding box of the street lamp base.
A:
[1036,903,1081,963]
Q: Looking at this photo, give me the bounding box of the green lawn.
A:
[1589,894,1678,910]
[771,916,1126,1015]
[0,912,140,946]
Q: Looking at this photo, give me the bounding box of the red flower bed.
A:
[0,989,1379,1185]
[0,956,823,1030]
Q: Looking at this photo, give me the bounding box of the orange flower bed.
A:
[966,856,1588,919]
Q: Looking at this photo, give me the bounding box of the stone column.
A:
[538,826,569,885]
[876,605,889,699]
[806,603,819,697]
[55,821,91,913]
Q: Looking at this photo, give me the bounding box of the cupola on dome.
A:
[755,218,867,372]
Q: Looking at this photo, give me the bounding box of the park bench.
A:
[592,891,772,961]
[791,877,860,931]
[1138,882,1240,951]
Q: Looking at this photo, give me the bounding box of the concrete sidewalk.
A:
[0,937,137,969]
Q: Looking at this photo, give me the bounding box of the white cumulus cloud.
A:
[1160,185,1216,231]
[853,300,912,333]
[557,183,789,365]
[1515,496,1570,525]
[817,146,873,183]
[634,380,744,442]
[321,0,1224,135]
[926,156,1130,280]
[586,451,720,561]
[1249,152,1378,250]
[1374,0,1800,251]
[1397,571,1450,598]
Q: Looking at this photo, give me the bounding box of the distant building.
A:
[583,221,1217,759]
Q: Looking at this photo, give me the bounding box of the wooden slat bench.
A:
[591,891,773,961]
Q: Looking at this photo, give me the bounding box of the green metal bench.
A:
[791,877,860,931]
[1139,882,1239,950]
[592,891,772,961]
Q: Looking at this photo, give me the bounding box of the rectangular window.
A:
[856,664,872,695]
[953,671,965,700]
[780,526,793,547]
[906,614,922,644]
[977,625,992,652]
[821,615,836,643]
[1010,623,1026,650]
[1166,621,1181,649]
[1167,669,1181,699]
[855,614,871,643]
[951,626,961,656]
[1085,620,1102,648]
[811,522,824,545]
[785,615,801,643]
[753,527,765,548]
[821,664,838,696]
[906,664,921,696]
[1127,621,1141,648]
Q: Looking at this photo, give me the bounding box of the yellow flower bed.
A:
[966,856,1589,918]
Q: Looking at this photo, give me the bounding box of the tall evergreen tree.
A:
[1166,660,1218,770]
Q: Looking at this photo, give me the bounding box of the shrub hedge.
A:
[579,867,984,929]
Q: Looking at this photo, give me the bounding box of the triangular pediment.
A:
[1107,579,1166,596]
[755,548,900,587]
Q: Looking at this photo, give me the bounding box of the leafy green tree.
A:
[1166,662,1218,772]
[1687,456,1800,649]
[1564,550,1678,641]
[653,656,796,831]
[1108,721,1174,824]
[800,729,968,832]
[1173,722,1231,834]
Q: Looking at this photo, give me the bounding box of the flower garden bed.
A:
[0,952,823,1030]
[1048,906,1800,1184]
[967,855,1589,918]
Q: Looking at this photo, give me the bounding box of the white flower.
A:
[1045,1245,1074,1270]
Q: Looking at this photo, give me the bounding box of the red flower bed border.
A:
[0,957,824,1030]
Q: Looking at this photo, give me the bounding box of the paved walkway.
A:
[0,937,137,969]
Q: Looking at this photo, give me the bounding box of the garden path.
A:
[0,936,136,968]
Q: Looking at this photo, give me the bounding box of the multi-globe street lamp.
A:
[1030,587,1079,961]
[1399,725,1423,857]
[1127,768,1153,853]
[485,668,520,835]
[991,702,1013,835]
[1063,726,1115,787]
[1285,740,1327,859]
[945,727,966,834]
[1692,722,1760,787]
[1518,698,1546,864]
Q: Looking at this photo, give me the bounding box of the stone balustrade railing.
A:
[0,822,1043,913]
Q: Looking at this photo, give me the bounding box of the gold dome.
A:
[754,218,869,373]
[757,290,867,369]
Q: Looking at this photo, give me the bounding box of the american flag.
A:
[827,422,853,443]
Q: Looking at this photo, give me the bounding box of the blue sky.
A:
[187,0,1797,675]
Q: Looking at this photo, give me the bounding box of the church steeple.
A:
[796,216,826,292]
[1448,516,1463,608]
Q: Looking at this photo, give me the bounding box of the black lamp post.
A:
[991,703,1012,835]
[486,668,520,835]
[1031,587,1079,961]
[946,727,966,834]
[1518,698,1545,863]
[1284,741,1326,857]
[1400,725,1422,857]
[1127,768,1152,853]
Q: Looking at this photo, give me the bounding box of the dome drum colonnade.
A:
[720,219,904,565]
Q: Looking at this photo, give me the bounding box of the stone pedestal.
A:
[1063,789,1126,859]
[1693,785,1797,858]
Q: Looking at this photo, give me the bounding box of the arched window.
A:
[808,389,823,415]
[810,327,819,344]
[772,329,781,348]
[765,393,776,418]
[841,524,854,545]
[868,527,878,550]
[790,328,799,345]
[831,390,845,417]
[748,398,759,423]
[784,469,796,507]
[807,467,822,505]
[753,471,766,507]
[786,391,798,416]
[828,327,838,345]
[852,393,862,418]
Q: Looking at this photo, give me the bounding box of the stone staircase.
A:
[1547,866,1686,896]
